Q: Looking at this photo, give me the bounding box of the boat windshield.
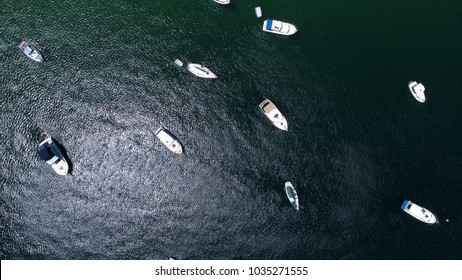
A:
[38,145,54,161]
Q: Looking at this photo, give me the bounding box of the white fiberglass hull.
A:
[187,63,217,79]
[19,41,44,62]
[408,81,426,103]
[285,182,299,211]
[259,99,288,131]
[401,200,437,224]
[38,138,69,176]
[262,19,297,36]
[213,0,230,5]
[155,127,183,154]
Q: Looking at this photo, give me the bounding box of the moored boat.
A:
[408,81,426,103]
[262,19,297,36]
[19,41,44,62]
[187,63,217,79]
[285,182,299,211]
[255,7,262,18]
[401,200,438,224]
[37,138,69,176]
[155,127,183,154]
[174,59,183,67]
[258,99,288,131]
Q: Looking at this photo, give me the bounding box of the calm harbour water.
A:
[1,0,462,259]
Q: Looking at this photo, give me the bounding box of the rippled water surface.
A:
[1,0,462,259]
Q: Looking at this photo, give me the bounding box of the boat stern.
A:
[401,200,410,210]
[262,19,272,31]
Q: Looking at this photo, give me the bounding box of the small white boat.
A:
[187,63,217,79]
[401,200,438,224]
[155,127,183,154]
[285,182,299,211]
[258,99,288,131]
[408,81,426,103]
[19,41,44,62]
[174,59,183,67]
[262,19,297,36]
[37,138,69,176]
[255,7,262,18]
[213,0,230,4]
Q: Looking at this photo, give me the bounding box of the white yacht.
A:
[187,63,217,79]
[213,0,230,4]
[408,81,426,103]
[155,127,183,154]
[262,19,297,36]
[258,99,288,131]
[285,182,299,211]
[401,200,438,224]
[19,41,44,62]
[255,7,262,18]
[37,138,69,176]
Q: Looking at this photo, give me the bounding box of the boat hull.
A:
[155,127,183,154]
[38,138,69,176]
[401,200,437,224]
[187,63,217,79]
[262,20,297,36]
[19,41,44,62]
[408,81,426,103]
[285,182,299,211]
[258,99,288,131]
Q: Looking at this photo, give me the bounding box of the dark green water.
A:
[1,0,462,259]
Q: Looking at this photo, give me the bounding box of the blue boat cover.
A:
[266,19,273,30]
[38,144,54,161]
[401,200,409,210]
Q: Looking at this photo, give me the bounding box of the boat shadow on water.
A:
[53,138,74,175]
[32,42,61,62]
[38,46,58,62]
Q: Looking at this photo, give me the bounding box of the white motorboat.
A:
[155,127,183,154]
[174,59,183,67]
[19,41,44,62]
[187,63,217,79]
[401,200,438,224]
[262,19,297,36]
[213,0,230,4]
[285,182,299,211]
[37,138,69,176]
[258,99,288,131]
[408,81,426,103]
[255,7,262,18]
